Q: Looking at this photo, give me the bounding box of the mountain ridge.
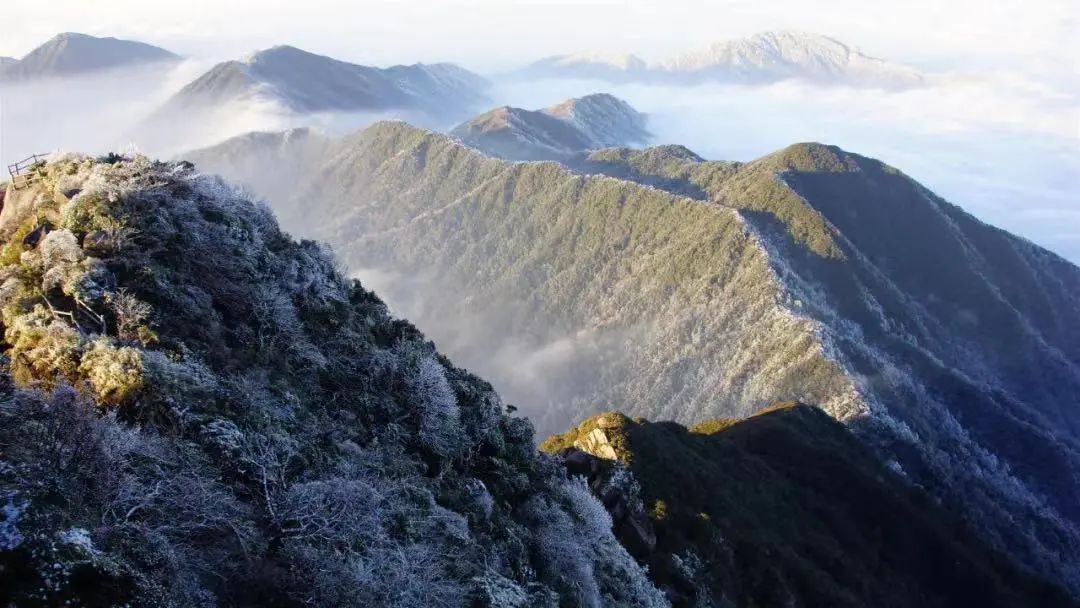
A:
[450,93,650,161]
[516,30,924,88]
[187,121,1080,592]
[0,32,179,81]
[160,44,488,115]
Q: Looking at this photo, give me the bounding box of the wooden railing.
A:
[7,153,50,190]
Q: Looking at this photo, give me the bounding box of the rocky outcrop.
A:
[572,412,626,460]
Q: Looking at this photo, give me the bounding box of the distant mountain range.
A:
[0,32,178,81]
[516,30,925,89]
[520,51,650,82]
[136,43,490,152]
[157,44,488,116]
[188,121,1080,593]
[451,93,650,160]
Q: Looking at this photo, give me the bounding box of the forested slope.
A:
[0,156,666,606]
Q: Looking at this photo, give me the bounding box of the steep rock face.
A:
[542,406,1077,608]
[0,33,178,81]
[186,122,1080,591]
[0,156,666,607]
[451,94,650,161]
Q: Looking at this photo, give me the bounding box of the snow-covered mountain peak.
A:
[661,30,922,87]
[449,93,649,161]
[542,93,650,147]
[514,30,923,89]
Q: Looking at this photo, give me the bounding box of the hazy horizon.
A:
[2,0,1075,73]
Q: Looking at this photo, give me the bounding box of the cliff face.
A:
[0,156,666,607]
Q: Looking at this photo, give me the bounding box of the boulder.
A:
[577,427,619,460]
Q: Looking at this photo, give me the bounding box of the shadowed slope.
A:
[542,405,1076,607]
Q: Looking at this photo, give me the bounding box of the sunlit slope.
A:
[298,122,859,430]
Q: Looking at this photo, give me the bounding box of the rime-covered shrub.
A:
[524,477,668,608]
[0,384,255,606]
[412,354,465,458]
[79,338,144,406]
[5,307,82,388]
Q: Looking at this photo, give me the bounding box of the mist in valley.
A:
[350,264,654,433]
[142,58,1076,433]
[3,22,1077,433]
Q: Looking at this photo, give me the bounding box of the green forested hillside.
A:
[292,123,862,431]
